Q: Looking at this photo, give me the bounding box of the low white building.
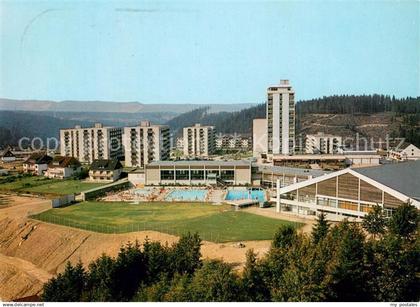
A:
[389,143,420,161]
[343,151,381,167]
[23,153,53,176]
[45,156,82,179]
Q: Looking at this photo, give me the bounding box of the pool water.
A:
[225,190,265,202]
[165,189,207,201]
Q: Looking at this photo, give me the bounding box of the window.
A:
[338,200,358,211]
[206,170,219,179]
[175,170,189,180]
[161,170,174,180]
[191,170,205,180]
[317,197,337,208]
[220,170,234,181]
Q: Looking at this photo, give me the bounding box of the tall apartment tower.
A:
[183,123,216,158]
[123,121,170,168]
[60,123,123,164]
[267,80,295,155]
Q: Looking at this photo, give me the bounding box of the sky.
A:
[0,0,419,104]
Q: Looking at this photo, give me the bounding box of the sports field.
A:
[31,201,303,242]
[0,176,104,195]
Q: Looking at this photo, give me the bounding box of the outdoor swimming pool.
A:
[225,189,266,202]
[165,189,208,201]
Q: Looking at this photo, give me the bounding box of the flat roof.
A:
[273,154,346,161]
[354,161,420,200]
[254,164,330,177]
[147,160,252,167]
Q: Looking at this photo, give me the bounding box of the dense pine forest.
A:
[41,203,419,302]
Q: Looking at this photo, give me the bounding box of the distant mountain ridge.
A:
[0,98,255,114]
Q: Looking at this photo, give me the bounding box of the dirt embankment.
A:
[0,195,273,301]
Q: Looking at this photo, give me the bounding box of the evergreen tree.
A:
[42,261,86,302]
[241,249,270,301]
[325,222,369,301]
[111,241,146,301]
[162,274,192,302]
[362,205,387,239]
[272,225,297,249]
[190,260,243,302]
[388,202,419,239]
[170,232,202,275]
[84,254,115,301]
[143,239,171,283]
[369,234,420,301]
[312,212,330,243]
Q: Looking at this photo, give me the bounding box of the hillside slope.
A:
[0,111,93,147]
[166,95,420,146]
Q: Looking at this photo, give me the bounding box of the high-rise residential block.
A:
[60,123,123,164]
[267,80,295,155]
[123,121,170,168]
[183,123,215,158]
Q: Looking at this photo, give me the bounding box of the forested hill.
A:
[296,95,420,115]
[166,104,266,136]
[0,111,92,147]
[167,95,420,144]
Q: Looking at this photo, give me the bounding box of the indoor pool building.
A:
[145,160,252,185]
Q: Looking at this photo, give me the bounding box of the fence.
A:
[28,212,227,242]
[27,212,303,244]
[81,178,130,201]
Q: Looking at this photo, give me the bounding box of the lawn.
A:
[31,201,303,242]
[0,175,104,195]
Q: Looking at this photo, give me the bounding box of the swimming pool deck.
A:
[226,199,260,209]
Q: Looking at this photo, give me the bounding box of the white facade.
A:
[305,133,342,154]
[128,171,146,186]
[23,163,48,176]
[389,144,420,161]
[60,123,123,164]
[252,118,268,157]
[123,121,170,168]
[267,80,295,155]
[89,168,122,183]
[45,166,81,179]
[183,124,216,158]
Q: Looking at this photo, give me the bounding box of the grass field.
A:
[31,201,303,242]
[0,176,104,195]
